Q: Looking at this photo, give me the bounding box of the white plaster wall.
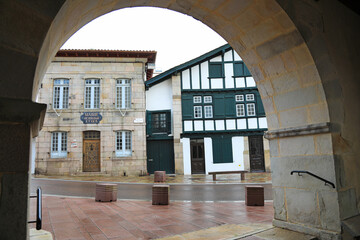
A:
[146,78,173,111]
[224,50,233,61]
[224,63,234,88]
[204,136,245,174]
[200,62,209,89]
[182,138,191,175]
[182,69,190,89]
[191,65,200,89]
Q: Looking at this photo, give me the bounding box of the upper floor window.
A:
[194,106,202,118]
[152,112,169,133]
[247,103,256,116]
[85,79,100,109]
[51,132,67,158]
[235,95,244,102]
[116,131,132,157]
[116,79,131,109]
[236,104,245,117]
[204,96,212,103]
[53,79,69,109]
[246,94,255,101]
[193,96,202,103]
[204,105,213,118]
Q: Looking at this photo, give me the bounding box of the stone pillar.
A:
[265,123,341,239]
[171,74,184,174]
[0,98,46,239]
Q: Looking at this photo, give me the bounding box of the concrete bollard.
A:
[95,183,117,202]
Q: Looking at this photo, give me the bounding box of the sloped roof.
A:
[145,44,231,89]
[56,49,157,81]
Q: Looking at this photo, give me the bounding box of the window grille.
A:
[246,94,255,101]
[116,79,131,109]
[204,96,212,103]
[53,79,69,109]
[235,95,244,102]
[51,132,67,158]
[194,106,202,118]
[116,131,132,157]
[247,103,256,116]
[193,96,202,103]
[84,79,100,109]
[236,104,245,117]
[204,106,213,118]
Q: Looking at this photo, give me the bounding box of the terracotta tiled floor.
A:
[33,172,272,184]
[29,196,274,240]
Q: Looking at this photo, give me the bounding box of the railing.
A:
[28,187,42,230]
[290,170,335,188]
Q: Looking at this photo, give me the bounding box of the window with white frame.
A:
[204,96,212,103]
[247,103,256,116]
[51,132,67,158]
[116,79,131,109]
[235,95,244,102]
[194,106,202,118]
[204,105,213,118]
[246,94,255,101]
[116,131,132,157]
[236,104,245,117]
[53,79,69,109]
[85,79,100,109]
[193,96,202,103]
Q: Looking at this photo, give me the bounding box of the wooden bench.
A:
[208,171,248,181]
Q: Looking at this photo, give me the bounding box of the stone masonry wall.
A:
[36,57,147,176]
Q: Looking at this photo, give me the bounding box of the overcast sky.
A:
[61,7,227,72]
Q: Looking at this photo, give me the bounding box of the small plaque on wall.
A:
[80,112,103,124]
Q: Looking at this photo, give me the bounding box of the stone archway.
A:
[0,1,359,239]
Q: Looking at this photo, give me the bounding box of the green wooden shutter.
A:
[146,111,152,135]
[166,111,171,134]
[234,62,244,76]
[225,94,235,117]
[213,94,225,118]
[182,95,193,119]
[244,64,251,76]
[209,63,223,78]
[212,135,233,163]
[255,93,265,116]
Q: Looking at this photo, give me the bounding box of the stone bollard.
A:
[245,185,264,206]
[152,185,169,205]
[154,171,166,183]
[95,183,117,202]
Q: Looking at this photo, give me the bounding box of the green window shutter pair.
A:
[213,94,236,118]
[182,95,193,119]
[212,135,233,163]
[166,111,171,134]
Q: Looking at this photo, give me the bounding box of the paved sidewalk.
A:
[29,196,274,240]
[33,172,271,184]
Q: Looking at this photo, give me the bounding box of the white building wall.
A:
[182,138,191,175]
[146,79,173,111]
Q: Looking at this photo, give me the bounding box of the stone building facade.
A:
[35,49,156,176]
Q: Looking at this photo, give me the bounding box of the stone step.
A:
[29,229,53,240]
[237,227,318,240]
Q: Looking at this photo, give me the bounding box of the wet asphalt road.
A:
[30,178,273,201]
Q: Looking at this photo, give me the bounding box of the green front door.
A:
[147,139,175,174]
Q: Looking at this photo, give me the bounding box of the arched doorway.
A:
[0,1,359,239]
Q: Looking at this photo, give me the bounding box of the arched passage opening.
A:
[0,1,359,239]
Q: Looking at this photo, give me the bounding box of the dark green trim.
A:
[146,44,232,89]
[181,131,265,139]
[147,135,173,140]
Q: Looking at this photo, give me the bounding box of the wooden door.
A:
[248,135,265,172]
[147,139,175,174]
[83,131,100,172]
[191,140,205,174]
